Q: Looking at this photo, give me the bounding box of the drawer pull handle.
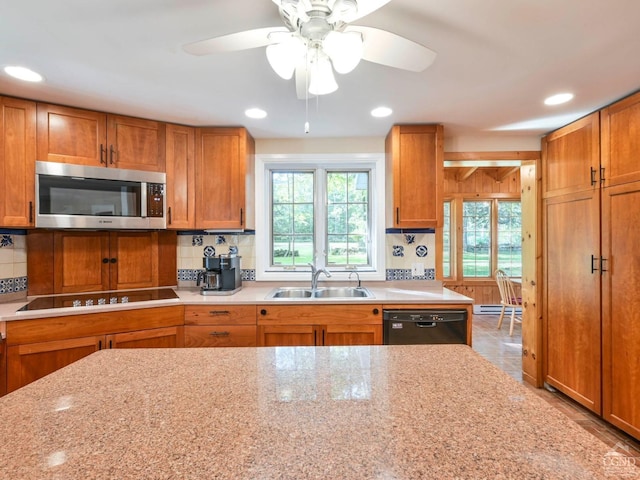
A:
[210,331,230,336]
[209,310,230,316]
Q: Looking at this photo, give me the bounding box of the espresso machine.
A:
[196,255,242,295]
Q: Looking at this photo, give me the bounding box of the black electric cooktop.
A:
[18,288,179,312]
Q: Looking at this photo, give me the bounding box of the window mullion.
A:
[315,167,327,268]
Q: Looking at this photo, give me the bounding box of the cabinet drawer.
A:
[184,325,257,347]
[184,305,256,325]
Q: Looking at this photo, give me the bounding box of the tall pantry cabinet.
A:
[542,90,640,439]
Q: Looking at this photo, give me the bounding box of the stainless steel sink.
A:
[266,286,373,299]
[268,287,313,298]
[313,287,373,298]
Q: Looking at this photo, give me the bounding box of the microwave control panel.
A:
[147,183,165,217]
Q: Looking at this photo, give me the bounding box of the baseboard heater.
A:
[473,304,522,315]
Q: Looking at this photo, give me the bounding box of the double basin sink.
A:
[266,286,374,299]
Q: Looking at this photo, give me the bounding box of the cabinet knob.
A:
[373,308,379,315]
[102,258,109,264]
[260,309,267,316]
[110,258,117,264]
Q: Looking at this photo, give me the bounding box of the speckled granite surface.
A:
[0,345,628,479]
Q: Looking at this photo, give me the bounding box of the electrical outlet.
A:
[412,262,425,277]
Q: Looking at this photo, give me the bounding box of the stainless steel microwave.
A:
[35,161,166,229]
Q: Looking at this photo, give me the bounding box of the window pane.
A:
[442,201,451,277]
[497,201,522,277]
[271,171,314,267]
[327,171,370,267]
[462,201,491,277]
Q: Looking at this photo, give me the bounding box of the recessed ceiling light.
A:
[371,106,392,118]
[4,65,43,82]
[245,108,267,119]
[544,93,574,106]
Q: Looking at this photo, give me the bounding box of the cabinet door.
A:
[385,124,443,228]
[195,127,254,230]
[109,326,184,349]
[543,190,601,413]
[109,232,158,290]
[0,97,36,227]
[601,91,640,187]
[601,181,640,438]
[107,115,165,172]
[37,103,107,166]
[185,325,257,347]
[257,325,317,347]
[165,124,195,229]
[542,112,600,198]
[53,231,110,293]
[7,336,101,392]
[323,324,382,346]
[0,335,6,397]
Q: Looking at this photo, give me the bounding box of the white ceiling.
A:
[1,0,639,141]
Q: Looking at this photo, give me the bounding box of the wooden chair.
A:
[495,269,522,336]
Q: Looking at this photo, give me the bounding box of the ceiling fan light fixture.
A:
[308,49,338,95]
[266,36,305,80]
[323,31,363,74]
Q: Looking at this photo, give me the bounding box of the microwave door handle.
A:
[141,183,148,218]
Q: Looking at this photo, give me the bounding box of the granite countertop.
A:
[0,345,622,479]
[0,281,473,323]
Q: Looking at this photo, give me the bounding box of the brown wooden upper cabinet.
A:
[385,124,444,228]
[165,123,196,229]
[541,112,600,199]
[0,96,36,227]
[601,90,640,188]
[36,103,166,172]
[27,230,177,295]
[195,127,255,230]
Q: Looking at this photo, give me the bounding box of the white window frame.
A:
[255,153,386,282]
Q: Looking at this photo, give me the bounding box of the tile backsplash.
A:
[177,231,436,285]
[0,230,28,301]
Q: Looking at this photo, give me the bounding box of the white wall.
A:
[256,134,542,155]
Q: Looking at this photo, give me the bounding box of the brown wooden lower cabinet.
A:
[5,306,184,392]
[184,305,257,347]
[256,304,383,347]
[257,323,382,347]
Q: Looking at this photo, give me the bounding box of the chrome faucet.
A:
[309,263,331,290]
[349,271,361,288]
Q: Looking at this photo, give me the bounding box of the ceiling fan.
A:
[183,0,437,99]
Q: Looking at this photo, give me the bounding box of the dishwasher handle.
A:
[416,322,437,328]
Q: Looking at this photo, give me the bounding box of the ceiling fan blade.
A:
[183,27,288,56]
[347,26,437,72]
[342,0,391,22]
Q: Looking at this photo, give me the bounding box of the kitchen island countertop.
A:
[0,345,622,479]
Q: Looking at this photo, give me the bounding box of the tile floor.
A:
[472,313,640,457]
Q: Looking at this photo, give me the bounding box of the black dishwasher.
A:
[383,309,468,345]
